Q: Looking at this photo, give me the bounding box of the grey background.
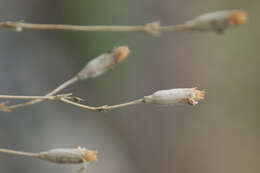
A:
[0,0,259,173]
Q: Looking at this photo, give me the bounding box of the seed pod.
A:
[39,147,97,164]
[77,46,130,80]
[185,10,247,33]
[144,88,205,106]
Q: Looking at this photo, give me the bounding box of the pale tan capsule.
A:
[39,147,97,164]
[77,46,130,80]
[144,88,205,106]
[185,10,247,33]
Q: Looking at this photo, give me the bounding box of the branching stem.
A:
[7,76,79,110]
[60,98,145,111]
[0,93,145,112]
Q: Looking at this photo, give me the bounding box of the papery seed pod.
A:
[77,46,130,80]
[185,10,247,33]
[39,147,97,164]
[144,88,205,106]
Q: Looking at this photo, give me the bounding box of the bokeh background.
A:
[0,0,259,173]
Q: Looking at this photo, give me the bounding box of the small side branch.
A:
[6,76,79,110]
[5,46,130,111]
[60,98,145,111]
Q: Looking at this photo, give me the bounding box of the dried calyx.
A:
[77,46,130,80]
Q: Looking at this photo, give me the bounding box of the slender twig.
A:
[0,93,80,112]
[46,77,79,96]
[60,98,145,111]
[7,76,79,110]
[0,94,72,100]
[0,21,188,35]
[0,93,145,112]
[0,148,39,158]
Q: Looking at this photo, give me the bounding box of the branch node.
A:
[96,105,109,112]
[4,21,23,32]
[144,21,161,36]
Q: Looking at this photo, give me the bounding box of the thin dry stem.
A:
[60,98,145,111]
[0,94,72,100]
[47,77,79,96]
[0,148,40,158]
[7,76,79,110]
[0,93,145,112]
[0,21,188,35]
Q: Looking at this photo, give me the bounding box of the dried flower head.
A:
[228,10,247,25]
[185,10,247,33]
[81,148,98,162]
[183,88,205,105]
[77,46,130,80]
[112,46,130,63]
[144,88,205,106]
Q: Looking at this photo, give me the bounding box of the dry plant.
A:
[0,10,247,172]
[0,10,246,35]
[0,147,97,173]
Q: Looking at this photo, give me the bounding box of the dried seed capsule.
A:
[144,88,205,106]
[39,147,97,164]
[77,46,130,80]
[185,10,247,33]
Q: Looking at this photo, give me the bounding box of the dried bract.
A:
[144,88,205,106]
[185,10,247,33]
[77,46,130,80]
[0,102,10,112]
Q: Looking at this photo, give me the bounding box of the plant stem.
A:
[0,148,39,158]
[60,98,145,111]
[0,21,188,35]
[7,76,79,110]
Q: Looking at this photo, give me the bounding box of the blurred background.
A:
[0,0,259,173]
